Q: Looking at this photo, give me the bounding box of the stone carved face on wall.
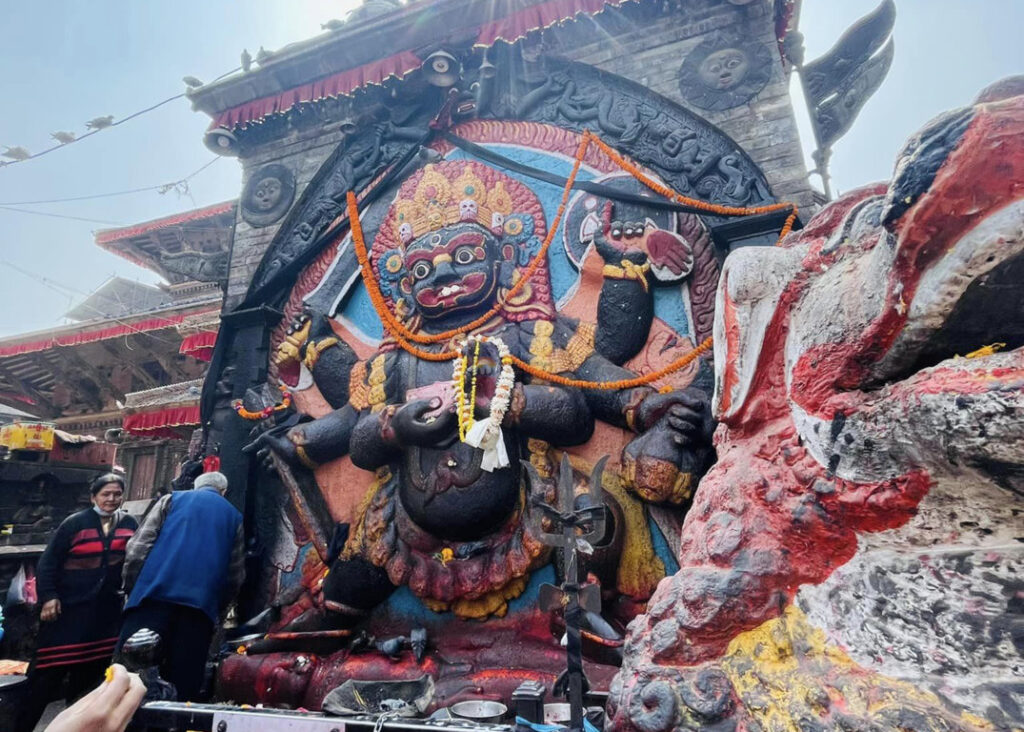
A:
[253,177,283,211]
[698,47,750,90]
[241,163,296,227]
[679,34,772,111]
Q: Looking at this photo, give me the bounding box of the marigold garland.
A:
[584,131,799,238]
[510,334,713,391]
[452,335,516,469]
[232,384,292,420]
[345,129,797,390]
[455,338,483,441]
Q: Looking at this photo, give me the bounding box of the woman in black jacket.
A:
[16,473,137,732]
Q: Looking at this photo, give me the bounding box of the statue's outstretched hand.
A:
[593,201,694,279]
[623,388,714,505]
[244,424,299,473]
[391,398,457,448]
[276,308,336,368]
[276,312,312,366]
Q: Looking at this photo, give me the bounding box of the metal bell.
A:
[423,50,461,87]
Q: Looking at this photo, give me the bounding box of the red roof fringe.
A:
[212,0,634,131]
[179,330,218,362]
[0,308,219,359]
[95,201,235,245]
[475,0,625,46]
[123,406,201,440]
[214,52,423,130]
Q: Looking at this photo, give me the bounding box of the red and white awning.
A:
[123,406,201,440]
[0,307,220,359]
[179,330,218,362]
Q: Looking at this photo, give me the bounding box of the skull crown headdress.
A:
[392,164,515,246]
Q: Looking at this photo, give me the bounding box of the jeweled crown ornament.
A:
[393,164,514,246]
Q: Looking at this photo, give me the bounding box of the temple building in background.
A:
[0,201,234,663]
[0,200,234,501]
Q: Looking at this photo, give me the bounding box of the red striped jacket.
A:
[36,508,138,606]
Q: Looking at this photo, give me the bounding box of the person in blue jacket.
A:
[117,471,244,701]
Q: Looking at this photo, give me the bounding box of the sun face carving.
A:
[679,33,771,111]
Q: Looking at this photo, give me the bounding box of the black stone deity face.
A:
[402,223,502,323]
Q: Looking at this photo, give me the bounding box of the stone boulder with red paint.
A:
[611,81,1024,730]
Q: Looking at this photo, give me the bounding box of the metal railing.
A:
[130,702,518,732]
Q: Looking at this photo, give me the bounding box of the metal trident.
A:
[522,453,609,731]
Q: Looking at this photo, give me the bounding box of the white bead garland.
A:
[453,335,515,471]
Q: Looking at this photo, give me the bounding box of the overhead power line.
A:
[0,66,242,169]
[0,157,221,206]
[0,94,186,167]
[0,205,123,226]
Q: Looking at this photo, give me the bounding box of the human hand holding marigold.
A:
[45,664,145,732]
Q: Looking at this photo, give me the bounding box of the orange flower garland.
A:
[346,130,796,390]
[232,384,293,420]
[584,132,799,239]
[509,334,713,391]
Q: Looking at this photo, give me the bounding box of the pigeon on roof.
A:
[255,46,274,66]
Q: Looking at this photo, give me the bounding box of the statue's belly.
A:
[398,438,521,542]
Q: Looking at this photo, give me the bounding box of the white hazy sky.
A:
[0,0,1020,337]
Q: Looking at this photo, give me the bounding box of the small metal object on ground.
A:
[450,700,508,724]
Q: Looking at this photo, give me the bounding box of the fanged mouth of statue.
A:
[869,199,1024,387]
[416,272,488,309]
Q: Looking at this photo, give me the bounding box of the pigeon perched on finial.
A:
[255,46,273,66]
[321,19,345,31]
[241,48,253,72]
[183,76,204,89]
[51,131,77,144]
[85,116,115,130]
[1,146,31,161]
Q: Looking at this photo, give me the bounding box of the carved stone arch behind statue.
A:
[245,56,777,305]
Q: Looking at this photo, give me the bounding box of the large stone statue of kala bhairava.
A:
[611,82,1024,731]
[236,145,720,708]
